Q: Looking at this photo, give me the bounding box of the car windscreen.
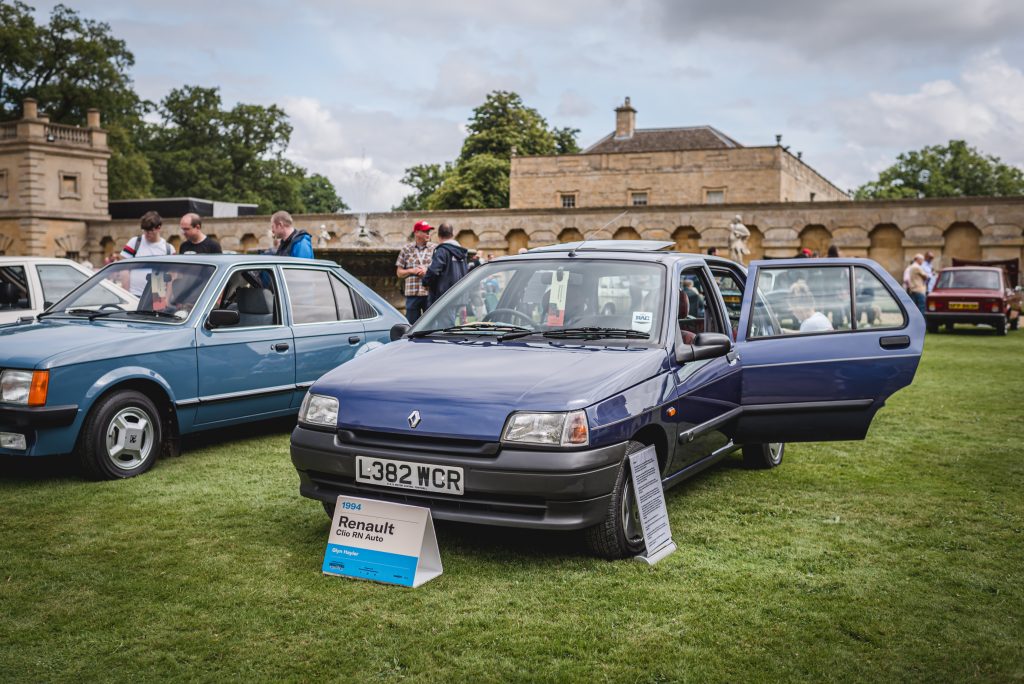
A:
[412,258,666,342]
[936,270,1001,290]
[46,261,214,322]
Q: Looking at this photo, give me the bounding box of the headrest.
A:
[0,282,17,305]
[236,288,274,315]
[679,288,689,318]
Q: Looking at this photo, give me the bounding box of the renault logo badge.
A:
[408,410,421,428]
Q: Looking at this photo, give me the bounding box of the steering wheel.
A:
[99,303,126,311]
[483,308,534,326]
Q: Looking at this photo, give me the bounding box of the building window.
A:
[59,171,80,199]
[705,189,725,204]
[560,193,576,209]
[631,192,648,206]
[0,169,7,198]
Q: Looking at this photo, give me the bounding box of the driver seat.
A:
[678,290,696,344]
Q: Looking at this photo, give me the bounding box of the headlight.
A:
[299,393,339,427]
[502,410,589,446]
[0,370,48,406]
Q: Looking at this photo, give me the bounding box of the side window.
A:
[284,268,338,325]
[36,264,88,305]
[329,275,356,320]
[0,265,31,310]
[854,266,906,329]
[678,268,723,341]
[749,266,853,338]
[215,268,280,328]
[712,269,744,339]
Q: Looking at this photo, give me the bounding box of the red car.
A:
[926,260,1022,335]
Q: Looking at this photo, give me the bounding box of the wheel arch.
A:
[81,377,179,450]
[630,423,669,473]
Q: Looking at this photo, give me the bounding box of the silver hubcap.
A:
[769,443,783,464]
[620,476,643,545]
[104,406,154,471]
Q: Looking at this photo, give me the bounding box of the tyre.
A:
[323,500,336,519]
[1011,315,1020,331]
[742,442,785,469]
[996,317,1007,336]
[79,390,162,480]
[584,440,647,560]
[926,322,939,334]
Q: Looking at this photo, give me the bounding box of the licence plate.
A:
[949,301,978,310]
[355,456,464,496]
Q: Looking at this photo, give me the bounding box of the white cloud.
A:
[283,97,464,211]
[557,90,594,118]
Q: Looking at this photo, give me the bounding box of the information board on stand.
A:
[322,495,442,587]
[628,444,677,564]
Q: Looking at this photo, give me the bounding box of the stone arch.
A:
[869,224,905,276]
[168,235,181,250]
[456,229,479,250]
[799,224,832,257]
[240,233,259,253]
[559,227,583,243]
[672,226,699,253]
[506,229,529,255]
[614,226,641,240]
[943,222,982,261]
[746,225,764,261]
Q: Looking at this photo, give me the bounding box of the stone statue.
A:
[729,215,750,264]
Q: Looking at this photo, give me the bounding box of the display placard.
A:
[322,495,442,587]
[628,444,677,564]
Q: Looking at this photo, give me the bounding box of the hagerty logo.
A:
[408,410,421,428]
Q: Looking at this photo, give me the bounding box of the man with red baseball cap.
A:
[395,220,436,323]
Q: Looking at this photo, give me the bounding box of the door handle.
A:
[273,342,290,352]
[879,335,910,350]
[348,335,361,345]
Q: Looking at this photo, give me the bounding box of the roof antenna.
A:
[569,210,630,258]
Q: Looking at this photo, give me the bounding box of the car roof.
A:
[0,256,90,265]
[119,254,339,267]
[940,266,1002,272]
[506,240,739,268]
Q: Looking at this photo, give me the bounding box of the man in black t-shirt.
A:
[178,213,223,254]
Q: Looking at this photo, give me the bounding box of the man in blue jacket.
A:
[271,211,314,259]
[422,222,468,306]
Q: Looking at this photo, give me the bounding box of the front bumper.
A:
[0,404,78,429]
[290,426,628,531]
[925,312,1005,327]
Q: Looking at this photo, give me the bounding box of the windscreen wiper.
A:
[542,327,650,340]
[36,308,119,321]
[127,309,181,320]
[409,322,532,338]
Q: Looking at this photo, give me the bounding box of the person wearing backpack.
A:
[422,222,468,307]
[270,210,314,259]
[119,210,175,295]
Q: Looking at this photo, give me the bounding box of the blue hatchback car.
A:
[0,255,403,479]
[291,241,924,557]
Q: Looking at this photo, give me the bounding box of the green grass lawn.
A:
[2,331,1022,682]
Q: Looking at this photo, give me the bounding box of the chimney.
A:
[87,108,101,128]
[23,98,38,119]
[614,97,636,139]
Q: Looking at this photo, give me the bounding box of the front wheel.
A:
[743,442,785,469]
[584,440,647,559]
[79,390,163,480]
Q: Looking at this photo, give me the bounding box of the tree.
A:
[142,86,344,214]
[401,91,579,209]
[855,140,1024,200]
[394,163,452,211]
[0,1,153,199]
[301,173,348,213]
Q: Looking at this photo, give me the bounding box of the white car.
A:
[0,257,134,324]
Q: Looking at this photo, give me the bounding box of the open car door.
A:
[730,258,924,443]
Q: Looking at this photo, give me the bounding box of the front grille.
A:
[307,470,546,518]
[337,429,500,456]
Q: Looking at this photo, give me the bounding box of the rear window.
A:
[936,270,1001,290]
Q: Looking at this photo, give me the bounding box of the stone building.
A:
[2,98,1022,309]
[0,99,109,259]
[509,97,849,210]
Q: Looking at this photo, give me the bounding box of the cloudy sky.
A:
[32,0,1024,211]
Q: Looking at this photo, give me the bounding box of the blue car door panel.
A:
[730,258,924,443]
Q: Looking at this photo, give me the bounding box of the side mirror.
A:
[675,332,732,364]
[206,308,239,329]
[390,323,411,341]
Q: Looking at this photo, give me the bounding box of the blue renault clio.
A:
[0,255,403,479]
[291,241,924,557]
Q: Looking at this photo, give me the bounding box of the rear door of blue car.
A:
[731,258,924,443]
[280,265,365,407]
